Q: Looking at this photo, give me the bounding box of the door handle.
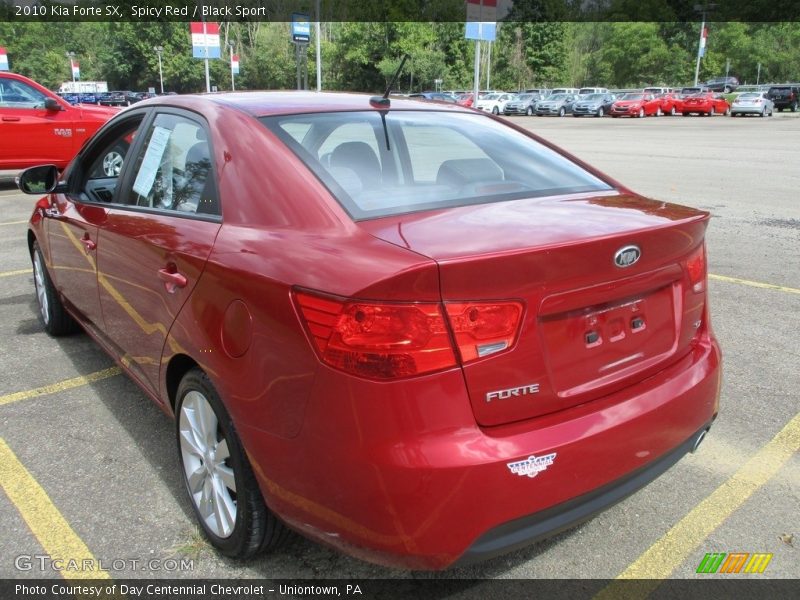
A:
[2,117,21,122]
[79,237,96,252]
[158,268,187,293]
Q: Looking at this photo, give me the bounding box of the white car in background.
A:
[475,93,515,114]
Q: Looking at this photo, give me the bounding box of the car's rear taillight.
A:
[295,292,525,379]
[444,302,524,362]
[686,244,707,293]
[295,291,457,379]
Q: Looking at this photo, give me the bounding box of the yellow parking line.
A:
[0,367,121,407]
[596,411,800,596]
[0,220,27,226]
[0,269,31,278]
[0,438,111,580]
[709,273,800,295]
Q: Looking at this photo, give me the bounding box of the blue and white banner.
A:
[191,22,221,59]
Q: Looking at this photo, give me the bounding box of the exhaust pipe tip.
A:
[691,428,709,454]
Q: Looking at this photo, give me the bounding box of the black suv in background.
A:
[705,77,739,93]
[766,85,799,112]
[98,91,141,107]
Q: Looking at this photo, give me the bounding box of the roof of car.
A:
[137,91,475,117]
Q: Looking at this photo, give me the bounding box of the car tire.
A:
[526,106,533,116]
[638,108,644,118]
[723,86,732,93]
[669,106,676,116]
[31,241,79,336]
[102,144,127,177]
[597,108,604,117]
[558,107,566,117]
[656,107,663,117]
[492,106,499,115]
[176,368,288,558]
[682,112,689,116]
[708,107,715,116]
[760,109,766,118]
[724,107,730,116]
[792,102,798,112]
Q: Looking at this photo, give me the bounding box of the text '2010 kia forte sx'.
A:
[18,92,721,570]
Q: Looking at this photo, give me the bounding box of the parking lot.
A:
[0,112,797,584]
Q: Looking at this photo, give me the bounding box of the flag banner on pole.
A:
[190,22,221,59]
[231,54,239,75]
[699,26,707,57]
[71,60,80,79]
[465,0,497,41]
[465,22,496,41]
[0,47,8,71]
[466,0,497,21]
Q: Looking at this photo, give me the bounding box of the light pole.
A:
[153,46,164,94]
[65,51,76,84]
[228,43,235,91]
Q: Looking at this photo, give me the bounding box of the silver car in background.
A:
[572,93,617,117]
[535,93,577,117]
[503,93,542,116]
[730,92,774,117]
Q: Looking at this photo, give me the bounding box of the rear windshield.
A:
[261,111,612,220]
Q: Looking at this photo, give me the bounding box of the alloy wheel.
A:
[102,151,124,177]
[179,390,238,538]
[33,250,49,325]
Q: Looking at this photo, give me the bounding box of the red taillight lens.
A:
[686,245,707,293]
[295,291,456,379]
[445,301,523,363]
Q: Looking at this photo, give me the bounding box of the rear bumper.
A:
[454,420,712,566]
[243,335,721,570]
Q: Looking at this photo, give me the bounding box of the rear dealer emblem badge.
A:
[507,453,557,478]
[614,245,641,268]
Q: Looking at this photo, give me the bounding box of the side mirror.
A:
[44,97,63,112]
[16,165,61,195]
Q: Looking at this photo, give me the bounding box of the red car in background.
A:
[16,92,720,570]
[657,92,684,116]
[456,93,475,107]
[682,92,731,116]
[0,72,118,171]
[610,93,663,117]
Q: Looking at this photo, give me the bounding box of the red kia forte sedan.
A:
[610,92,663,117]
[682,92,731,116]
[17,92,721,570]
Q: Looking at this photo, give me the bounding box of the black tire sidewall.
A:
[32,241,77,336]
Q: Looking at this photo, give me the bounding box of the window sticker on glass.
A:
[132,126,171,198]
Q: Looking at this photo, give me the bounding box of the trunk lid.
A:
[360,192,709,427]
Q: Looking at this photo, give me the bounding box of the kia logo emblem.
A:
[614,245,641,268]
